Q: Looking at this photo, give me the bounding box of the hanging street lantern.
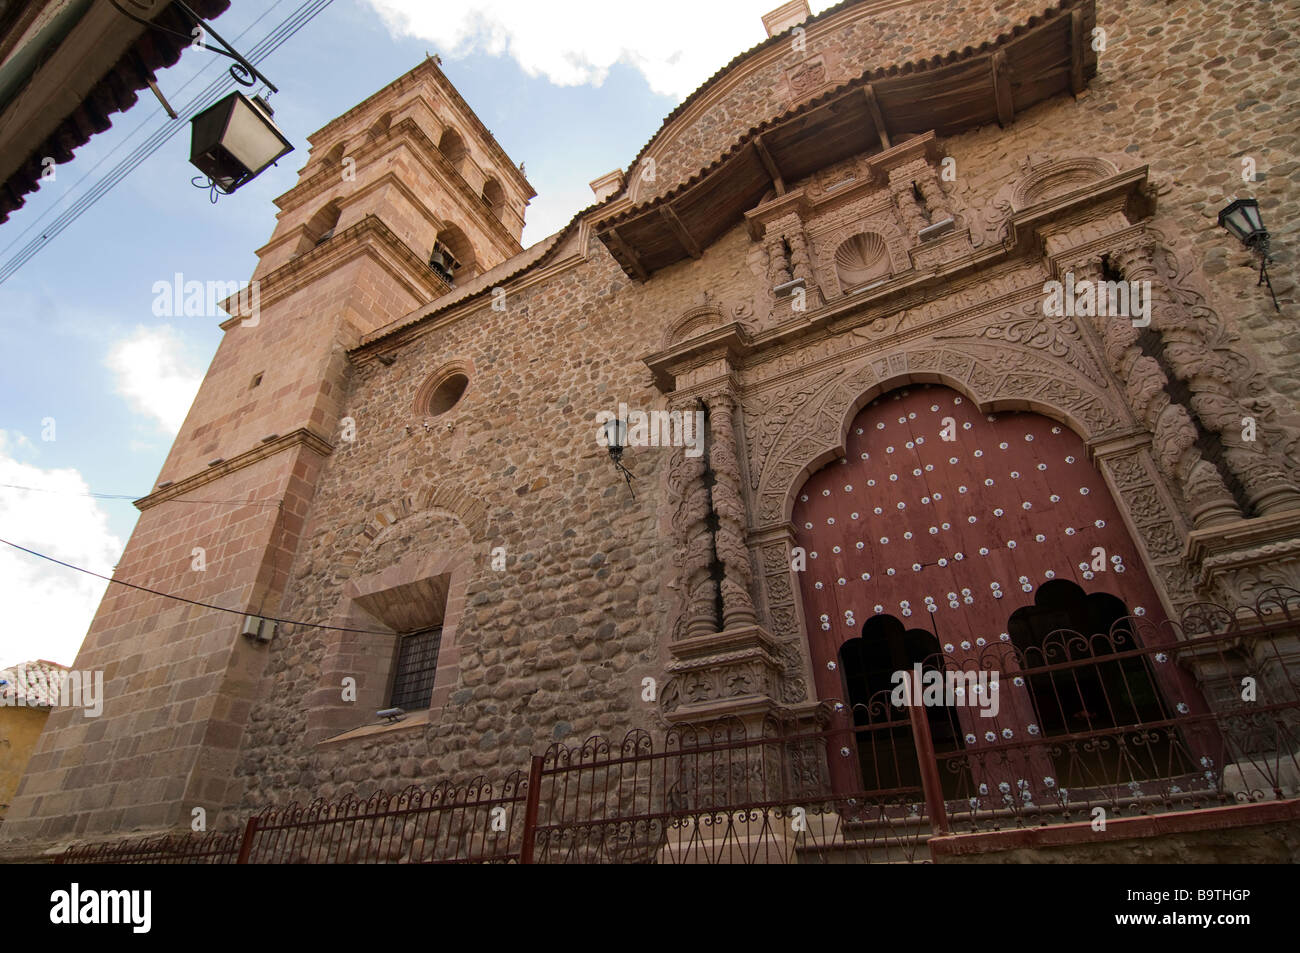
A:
[108,1,291,199]
[1217,197,1280,311]
[601,416,635,498]
[189,92,294,196]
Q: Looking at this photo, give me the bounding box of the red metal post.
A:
[519,754,544,864]
[906,694,951,836]
[235,815,260,864]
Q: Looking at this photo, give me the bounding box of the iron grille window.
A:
[390,626,442,710]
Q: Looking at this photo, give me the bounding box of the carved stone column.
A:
[913,169,952,223]
[787,230,814,287]
[1113,242,1300,516]
[888,165,928,236]
[659,384,786,728]
[669,398,717,641]
[1071,255,1241,529]
[703,391,758,629]
[764,230,792,286]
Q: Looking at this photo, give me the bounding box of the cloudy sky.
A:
[0,0,825,669]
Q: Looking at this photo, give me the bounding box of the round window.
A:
[424,372,468,416]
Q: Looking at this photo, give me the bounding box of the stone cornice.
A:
[256,170,448,268]
[643,167,1151,392]
[220,214,449,326]
[135,428,335,512]
[1185,509,1300,568]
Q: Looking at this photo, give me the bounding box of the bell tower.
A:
[0,58,534,852]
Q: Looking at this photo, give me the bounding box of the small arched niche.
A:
[319,142,344,169]
[296,200,342,254]
[1011,157,1118,210]
[432,224,476,283]
[833,231,891,292]
[367,111,392,140]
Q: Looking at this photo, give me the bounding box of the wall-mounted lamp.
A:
[1218,198,1280,311]
[602,417,635,498]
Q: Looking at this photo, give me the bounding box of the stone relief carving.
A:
[1012,156,1119,210]
[813,216,910,298]
[1114,236,1300,513]
[663,298,758,350]
[934,295,1109,389]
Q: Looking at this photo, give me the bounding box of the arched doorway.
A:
[793,384,1176,797]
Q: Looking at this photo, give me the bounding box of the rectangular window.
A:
[389,626,442,710]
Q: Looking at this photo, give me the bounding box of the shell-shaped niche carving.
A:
[834,232,890,290]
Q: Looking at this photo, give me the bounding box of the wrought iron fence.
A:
[238,773,527,863]
[56,588,1300,864]
[526,711,931,864]
[918,589,1300,833]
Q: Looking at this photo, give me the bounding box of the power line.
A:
[0,536,396,636]
[0,0,337,284]
[0,483,282,506]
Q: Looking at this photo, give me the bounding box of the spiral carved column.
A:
[765,230,792,287]
[1072,256,1241,528]
[1113,242,1300,516]
[914,171,952,223]
[888,166,929,235]
[670,398,717,641]
[703,391,759,630]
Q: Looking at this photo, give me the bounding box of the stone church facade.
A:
[3,0,1300,858]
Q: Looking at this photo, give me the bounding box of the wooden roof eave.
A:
[596,3,1096,281]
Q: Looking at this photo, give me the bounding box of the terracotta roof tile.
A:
[0,659,72,708]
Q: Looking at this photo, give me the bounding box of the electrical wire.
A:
[0,0,286,263]
[0,0,289,265]
[0,483,282,505]
[0,0,337,284]
[0,536,396,636]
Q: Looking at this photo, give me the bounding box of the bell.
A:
[429,246,454,283]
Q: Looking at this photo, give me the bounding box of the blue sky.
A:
[0,0,805,668]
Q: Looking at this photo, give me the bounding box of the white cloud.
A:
[362,0,793,100]
[105,325,203,435]
[0,431,123,669]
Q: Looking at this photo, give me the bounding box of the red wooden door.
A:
[792,384,1176,799]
